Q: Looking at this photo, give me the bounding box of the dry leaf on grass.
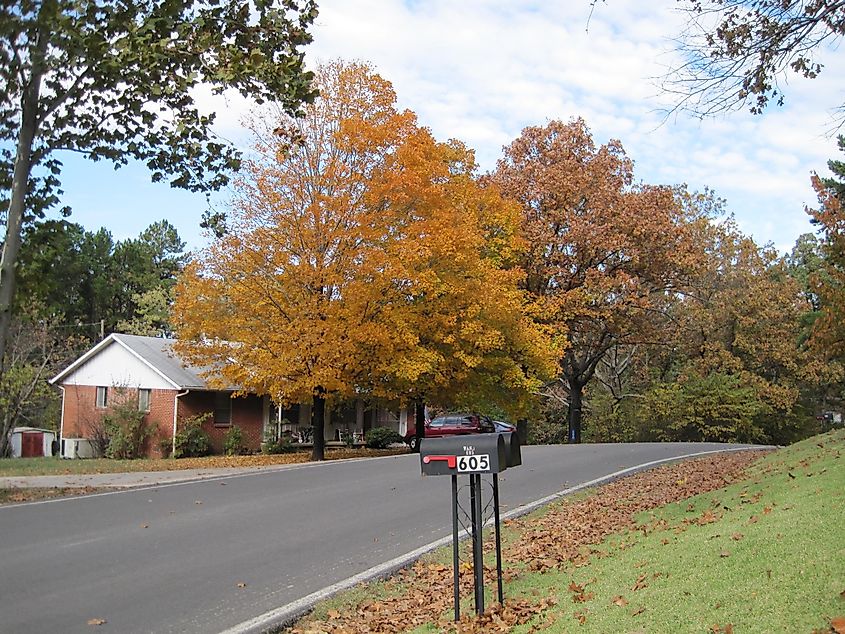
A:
[831,615,845,634]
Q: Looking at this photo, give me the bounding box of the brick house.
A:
[50,333,408,458]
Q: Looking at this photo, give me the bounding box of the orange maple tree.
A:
[173,61,551,458]
[491,118,698,442]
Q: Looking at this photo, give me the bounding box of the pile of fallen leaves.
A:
[164,448,407,471]
[288,451,764,634]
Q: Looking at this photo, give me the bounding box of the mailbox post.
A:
[419,432,522,620]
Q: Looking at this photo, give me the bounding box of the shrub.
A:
[102,401,152,459]
[261,436,295,454]
[527,417,567,445]
[365,427,402,449]
[174,413,212,458]
[223,425,245,456]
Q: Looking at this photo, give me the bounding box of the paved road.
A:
[0,443,761,633]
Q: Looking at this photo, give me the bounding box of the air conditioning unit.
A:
[62,438,95,459]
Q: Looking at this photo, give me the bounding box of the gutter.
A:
[172,389,190,457]
[57,385,65,456]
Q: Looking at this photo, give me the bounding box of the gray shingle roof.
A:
[111,334,213,390]
[50,333,233,390]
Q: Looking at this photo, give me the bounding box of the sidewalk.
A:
[0,463,303,490]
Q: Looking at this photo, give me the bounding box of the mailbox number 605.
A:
[457,454,490,473]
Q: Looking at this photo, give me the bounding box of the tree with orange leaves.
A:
[492,118,698,443]
[173,61,551,459]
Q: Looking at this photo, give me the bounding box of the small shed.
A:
[10,427,57,458]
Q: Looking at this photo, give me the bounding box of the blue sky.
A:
[50,0,845,255]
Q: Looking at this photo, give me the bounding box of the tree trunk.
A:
[414,397,426,452]
[0,12,49,371]
[311,389,326,461]
[567,379,584,444]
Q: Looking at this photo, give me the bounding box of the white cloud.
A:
[54,0,845,255]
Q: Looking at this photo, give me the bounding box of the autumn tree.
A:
[174,62,548,459]
[654,218,811,442]
[665,0,845,118]
[492,118,698,443]
[0,0,318,373]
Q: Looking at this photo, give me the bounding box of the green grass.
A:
[504,429,845,633]
[0,456,188,476]
[283,431,845,633]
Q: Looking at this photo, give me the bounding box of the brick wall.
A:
[178,391,265,454]
[61,386,266,457]
[60,385,176,458]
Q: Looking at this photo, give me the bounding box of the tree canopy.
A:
[173,61,551,458]
[665,0,845,118]
[0,0,318,371]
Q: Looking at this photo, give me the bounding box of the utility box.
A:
[420,433,508,476]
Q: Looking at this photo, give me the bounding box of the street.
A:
[0,443,760,633]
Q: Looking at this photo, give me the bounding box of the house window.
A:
[138,389,151,412]
[214,392,232,426]
[95,386,108,409]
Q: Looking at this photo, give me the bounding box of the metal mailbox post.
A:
[419,432,522,620]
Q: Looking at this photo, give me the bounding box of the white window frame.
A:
[138,388,151,412]
[95,386,108,409]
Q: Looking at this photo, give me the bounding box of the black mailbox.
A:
[420,433,508,476]
[500,431,522,468]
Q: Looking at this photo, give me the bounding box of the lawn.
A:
[0,447,408,478]
[284,430,845,633]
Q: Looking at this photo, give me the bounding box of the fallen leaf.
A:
[831,616,845,634]
[327,609,341,619]
[720,550,731,558]
[612,595,629,607]
[632,606,646,616]
[731,532,744,541]
[87,618,107,626]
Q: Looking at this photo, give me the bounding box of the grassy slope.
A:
[508,429,845,633]
[287,431,844,633]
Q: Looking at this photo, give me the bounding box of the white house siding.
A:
[61,342,174,389]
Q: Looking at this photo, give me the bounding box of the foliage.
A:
[0,0,318,380]
[174,61,551,459]
[492,118,699,441]
[102,398,152,460]
[638,371,767,443]
[666,0,845,118]
[0,308,77,457]
[222,425,245,456]
[526,415,567,445]
[261,436,295,454]
[173,413,211,458]
[16,219,187,340]
[364,427,402,449]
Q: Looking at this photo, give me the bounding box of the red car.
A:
[404,413,514,451]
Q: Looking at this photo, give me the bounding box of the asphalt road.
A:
[0,442,761,633]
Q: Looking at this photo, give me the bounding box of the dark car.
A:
[405,413,510,451]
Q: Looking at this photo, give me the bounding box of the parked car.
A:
[404,413,513,451]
